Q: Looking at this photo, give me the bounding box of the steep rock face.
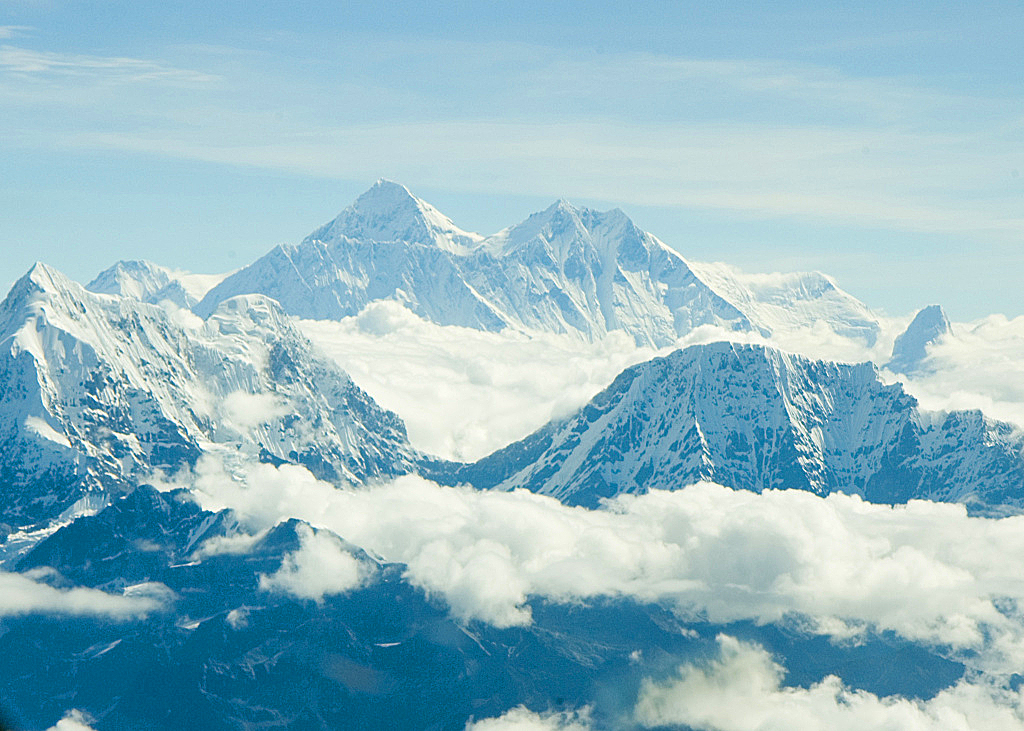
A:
[887,304,952,375]
[198,181,877,347]
[0,264,416,528]
[450,342,1024,509]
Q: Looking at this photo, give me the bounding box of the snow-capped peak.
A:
[2,262,79,317]
[484,198,642,265]
[306,179,484,253]
[887,304,951,375]
[87,260,228,309]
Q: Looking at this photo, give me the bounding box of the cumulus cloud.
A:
[46,710,97,731]
[634,634,1024,731]
[0,570,167,619]
[301,300,910,462]
[221,391,289,431]
[465,706,593,731]
[258,522,368,602]
[300,308,660,461]
[171,455,1024,672]
[894,314,1024,429]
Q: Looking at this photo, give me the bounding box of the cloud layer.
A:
[300,306,659,460]
[180,456,1024,676]
[635,635,1024,731]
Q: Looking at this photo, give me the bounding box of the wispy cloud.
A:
[2,36,1021,287]
[0,25,32,40]
[0,44,218,83]
[0,568,169,619]
[66,117,1022,243]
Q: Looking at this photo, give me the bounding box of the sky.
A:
[1,1,1022,320]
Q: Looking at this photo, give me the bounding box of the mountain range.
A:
[93,180,880,348]
[0,181,1015,730]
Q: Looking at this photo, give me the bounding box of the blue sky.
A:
[1,1,1022,319]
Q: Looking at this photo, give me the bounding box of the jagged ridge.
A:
[0,263,417,528]
[447,341,1024,509]
[195,181,878,347]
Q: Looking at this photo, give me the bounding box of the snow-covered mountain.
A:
[0,263,416,529]
[688,261,881,344]
[887,304,952,374]
[88,259,227,309]
[449,341,1024,509]
[195,181,878,347]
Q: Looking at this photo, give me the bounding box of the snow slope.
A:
[450,341,1024,510]
[0,263,416,528]
[88,259,228,309]
[197,181,879,347]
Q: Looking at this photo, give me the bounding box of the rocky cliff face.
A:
[0,263,416,528]
[450,342,1024,510]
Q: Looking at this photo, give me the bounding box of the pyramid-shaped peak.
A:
[11,262,79,298]
[888,304,951,375]
[307,181,483,253]
[356,179,422,210]
[910,304,950,331]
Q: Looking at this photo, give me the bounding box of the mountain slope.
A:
[197,181,878,347]
[448,342,1024,509]
[0,484,965,731]
[887,304,952,374]
[688,261,881,344]
[0,263,416,528]
[88,259,227,309]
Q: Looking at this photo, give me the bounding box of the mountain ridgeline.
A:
[442,342,1024,510]
[0,181,1019,731]
[0,263,416,529]
[191,180,879,347]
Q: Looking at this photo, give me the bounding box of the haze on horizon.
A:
[1,0,1021,320]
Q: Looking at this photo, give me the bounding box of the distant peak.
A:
[307,181,483,253]
[357,179,420,209]
[22,261,69,291]
[888,304,951,375]
[541,198,584,219]
[1,262,80,316]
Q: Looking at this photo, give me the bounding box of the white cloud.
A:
[893,314,1024,429]
[258,522,367,602]
[634,634,1024,731]
[46,709,97,731]
[0,44,217,84]
[173,456,1024,674]
[0,570,167,619]
[301,308,658,460]
[0,26,31,40]
[190,530,267,560]
[465,706,593,731]
[222,391,289,431]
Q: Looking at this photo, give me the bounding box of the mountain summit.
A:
[197,182,878,346]
[887,304,951,374]
[306,179,484,254]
